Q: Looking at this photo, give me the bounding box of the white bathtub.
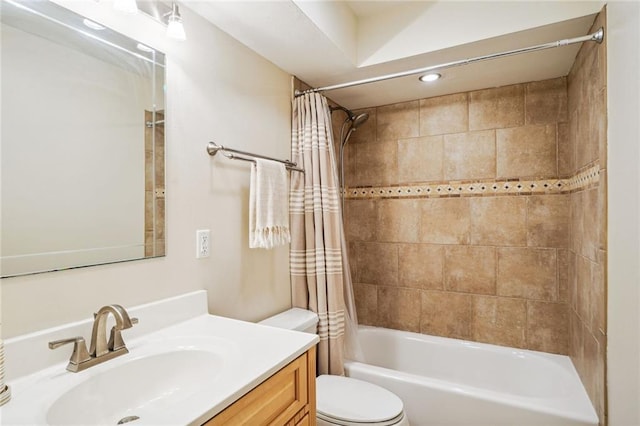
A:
[344,326,598,426]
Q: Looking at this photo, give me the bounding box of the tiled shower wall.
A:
[344,77,571,355]
[342,10,607,424]
[567,11,607,425]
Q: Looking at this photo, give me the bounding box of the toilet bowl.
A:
[260,309,410,426]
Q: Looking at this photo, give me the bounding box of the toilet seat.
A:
[316,375,406,425]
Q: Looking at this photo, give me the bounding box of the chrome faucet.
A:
[48,304,138,372]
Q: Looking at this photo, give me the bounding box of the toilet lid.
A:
[316,375,404,424]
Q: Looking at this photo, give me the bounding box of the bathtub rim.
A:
[346,325,599,425]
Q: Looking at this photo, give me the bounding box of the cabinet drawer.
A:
[205,351,309,425]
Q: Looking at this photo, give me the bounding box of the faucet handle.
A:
[48,337,92,369]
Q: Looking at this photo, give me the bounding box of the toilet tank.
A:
[259,308,318,334]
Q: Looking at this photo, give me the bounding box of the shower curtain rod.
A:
[295,28,604,96]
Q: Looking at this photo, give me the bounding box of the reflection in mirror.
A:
[1,0,166,277]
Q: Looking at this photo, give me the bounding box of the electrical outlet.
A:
[196,229,210,258]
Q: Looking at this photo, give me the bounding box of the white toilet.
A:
[260,308,410,426]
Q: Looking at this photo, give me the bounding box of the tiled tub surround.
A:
[566,10,607,425]
[343,10,607,421]
[344,77,575,357]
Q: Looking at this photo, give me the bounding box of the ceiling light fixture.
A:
[82,18,105,31]
[113,0,138,14]
[165,3,186,41]
[136,43,155,53]
[419,73,441,82]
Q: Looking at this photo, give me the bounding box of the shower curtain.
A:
[290,92,360,375]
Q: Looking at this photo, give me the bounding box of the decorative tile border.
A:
[345,164,600,199]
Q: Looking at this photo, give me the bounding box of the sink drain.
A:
[117,415,140,424]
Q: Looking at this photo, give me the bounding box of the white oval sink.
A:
[46,350,223,425]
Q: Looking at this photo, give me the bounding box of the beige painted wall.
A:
[607,2,640,425]
[1,1,293,338]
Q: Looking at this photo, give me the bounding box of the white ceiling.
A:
[186,1,605,110]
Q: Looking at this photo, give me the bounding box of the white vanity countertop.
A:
[1,291,319,425]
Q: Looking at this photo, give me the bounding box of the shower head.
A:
[330,105,369,130]
[350,112,369,129]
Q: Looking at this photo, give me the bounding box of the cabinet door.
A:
[295,414,310,426]
[205,351,309,425]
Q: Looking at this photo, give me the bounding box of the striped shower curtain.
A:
[290,92,354,375]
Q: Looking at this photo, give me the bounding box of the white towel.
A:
[249,159,291,249]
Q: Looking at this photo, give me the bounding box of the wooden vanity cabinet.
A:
[204,346,316,426]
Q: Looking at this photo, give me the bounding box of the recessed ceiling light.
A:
[419,73,441,83]
[82,19,105,31]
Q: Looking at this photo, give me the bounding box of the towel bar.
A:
[207,141,304,173]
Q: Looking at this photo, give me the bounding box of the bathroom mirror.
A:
[1,0,166,278]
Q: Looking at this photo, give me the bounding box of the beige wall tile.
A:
[421,290,473,339]
[378,286,421,332]
[444,130,496,180]
[598,171,608,250]
[527,195,570,248]
[496,124,557,178]
[558,249,569,303]
[568,250,577,312]
[445,246,496,295]
[525,77,568,125]
[420,197,471,244]
[471,196,527,246]
[348,241,358,283]
[419,93,468,136]
[343,139,356,186]
[144,190,154,230]
[154,239,165,256]
[345,199,377,242]
[473,296,526,348]
[377,199,420,243]
[155,199,165,240]
[399,244,444,290]
[144,230,153,257]
[569,308,584,374]
[581,327,599,418]
[352,139,397,186]
[576,254,593,324]
[576,86,605,169]
[354,282,378,326]
[597,90,607,170]
[570,191,583,254]
[557,122,574,178]
[377,101,419,141]
[567,64,582,118]
[594,329,606,424]
[497,247,557,301]
[526,301,568,354]
[398,135,444,183]
[469,84,524,130]
[356,242,398,286]
[590,250,606,334]
[145,150,154,191]
[581,188,602,262]
[567,12,607,423]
